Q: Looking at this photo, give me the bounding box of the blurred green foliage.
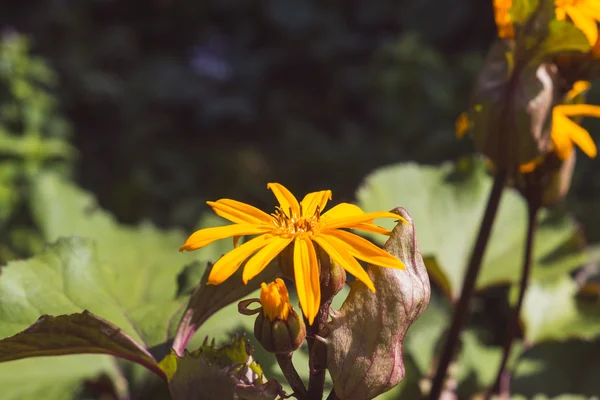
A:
[4,0,495,228]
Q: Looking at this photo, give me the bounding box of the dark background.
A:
[3,0,599,237]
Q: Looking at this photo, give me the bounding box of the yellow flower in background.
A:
[180,183,406,325]
[494,0,515,38]
[555,0,600,45]
[551,80,599,160]
[520,81,599,172]
[455,81,599,173]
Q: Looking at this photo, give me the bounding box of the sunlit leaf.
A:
[520,274,600,343]
[357,159,589,300]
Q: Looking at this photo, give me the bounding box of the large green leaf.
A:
[512,339,600,398]
[0,355,121,400]
[520,273,600,343]
[29,173,204,322]
[357,160,588,300]
[0,236,183,350]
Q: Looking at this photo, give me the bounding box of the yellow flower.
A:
[555,0,600,45]
[520,81,599,171]
[260,278,292,321]
[495,0,515,39]
[551,80,599,160]
[180,183,406,325]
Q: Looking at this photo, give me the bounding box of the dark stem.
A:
[491,195,539,397]
[326,389,340,400]
[275,353,308,399]
[428,168,508,399]
[306,299,331,400]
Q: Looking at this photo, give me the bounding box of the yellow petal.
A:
[208,234,275,284]
[300,190,332,218]
[179,224,272,252]
[322,211,407,230]
[321,230,405,270]
[566,81,591,101]
[566,6,598,44]
[580,2,600,23]
[242,236,293,283]
[208,199,275,225]
[552,114,576,160]
[320,202,364,220]
[554,113,598,158]
[555,104,600,118]
[519,157,543,173]
[267,183,300,217]
[352,223,392,236]
[556,7,567,20]
[455,112,471,139]
[293,236,321,325]
[312,234,375,292]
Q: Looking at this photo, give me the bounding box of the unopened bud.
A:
[239,279,306,355]
[324,208,430,400]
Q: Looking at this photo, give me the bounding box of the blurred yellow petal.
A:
[555,113,598,158]
[494,0,514,38]
[267,182,300,217]
[556,104,600,118]
[312,235,375,292]
[552,114,577,160]
[208,234,274,284]
[293,237,321,325]
[567,81,591,101]
[300,190,332,218]
[455,112,471,139]
[519,157,543,173]
[580,2,600,23]
[242,236,293,283]
[179,224,272,252]
[566,6,598,44]
[322,229,405,270]
[208,199,275,225]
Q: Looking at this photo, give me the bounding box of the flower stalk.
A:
[275,353,308,399]
[428,168,508,399]
[491,176,541,396]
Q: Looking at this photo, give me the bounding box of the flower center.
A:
[260,278,292,321]
[271,206,321,237]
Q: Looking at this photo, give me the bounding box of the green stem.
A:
[491,195,539,397]
[428,168,508,399]
[275,353,308,399]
